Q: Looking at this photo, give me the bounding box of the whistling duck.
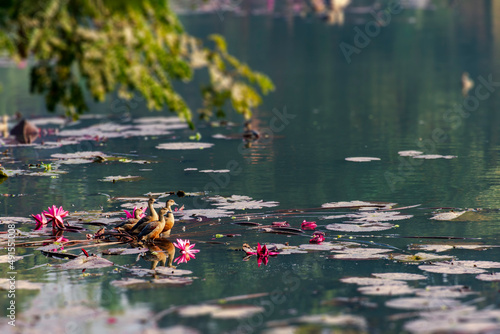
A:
[10,119,39,144]
[114,208,144,232]
[160,199,178,237]
[130,198,158,233]
[243,121,260,141]
[137,207,169,242]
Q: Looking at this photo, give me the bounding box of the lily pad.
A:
[199,169,230,173]
[418,264,487,275]
[385,297,461,310]
[51,151,109,159]
[155,267,193,276]
[358,284,416,296]
[321,201,396,209]
[339,277,407,286]
[476,272,500,281]
[211,305,265,319]
[408,243,496,252]
[412,154,457,159]
[345,157,381,162]
[398,150,423,157]
[346,211,413,222]
[372,273,427,281]
[100,175,144,182]
[392,252,453,263]
[293,314,367,328]
[207,195,279,210]
[430,211,466,220]
[102,248,148,255]
[57,255,114,270]
[156,142,214,150]
[177,305,221,317]
[404,318,500,334]
[415,285,475,298]
[326,222,395,232]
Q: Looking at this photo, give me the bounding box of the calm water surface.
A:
[1,2,500,333]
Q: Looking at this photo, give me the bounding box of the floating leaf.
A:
[412,154,457,159]
[326,222,395,232]
[211,305,265,319]
[156,142,214,150]
[199,169,230,173]
[358,284,416,296]
[415,285,475,298]
[321,201,396,209]
[476,273,500,281]
[155,267,193,276]
[430,211,466,220]
[385,297,461,310]
[398,150,423,157]
[102,248,148,255]
[372,273,427,281]
[293,314,367,328]
[408,243,496,252]
[178,305,221,317]
[100,175,144,182]
[51,151,109,159]
[404,318,500,334]
[339,277,407,286]
[207,195,279,210]
[392,252,453,263]
[418,264,486,275]
[345,157,381,162]
[57,255,114,270]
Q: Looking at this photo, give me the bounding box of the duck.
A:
[137,207,169,242]
[114,208,144,232]
[160,199,178,237]
[243,121,260,141]
[130,198,158,234]
[10,119,39,144]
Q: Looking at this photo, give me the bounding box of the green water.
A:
[1,2,500,333]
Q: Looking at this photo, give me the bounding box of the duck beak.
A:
[173,202,178,206]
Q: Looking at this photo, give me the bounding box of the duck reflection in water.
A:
[140,239,176,269]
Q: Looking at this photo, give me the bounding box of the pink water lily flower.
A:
[43,205,69,230]
[121,207,145,220]
[301,220,317,230]
[174,205,185,212]
[31,213,47,230]
[310,231,325,244]
[173,239,200,264]
[257,243,269,267]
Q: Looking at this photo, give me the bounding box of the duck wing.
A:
[138,221,159,239]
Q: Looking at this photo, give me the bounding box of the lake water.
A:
[1,1,500,333]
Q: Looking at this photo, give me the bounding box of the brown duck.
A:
[137,207,169,242]
[130,198,158,234]
[114,208,144,232]
[160,199,178,237]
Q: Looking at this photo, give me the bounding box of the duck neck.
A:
[149,202,158,220]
